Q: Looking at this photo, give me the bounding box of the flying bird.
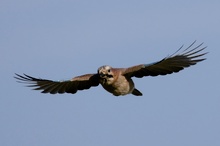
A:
[15,41,207,96]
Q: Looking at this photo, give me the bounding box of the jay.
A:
[15,41,207,96]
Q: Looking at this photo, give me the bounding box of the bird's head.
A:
[97,65,114,84]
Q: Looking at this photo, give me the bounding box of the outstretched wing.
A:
[123,41,207,78]
[14,73,100,94]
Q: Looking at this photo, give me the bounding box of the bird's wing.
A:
[122,41,207,78]
[14,73,100,94]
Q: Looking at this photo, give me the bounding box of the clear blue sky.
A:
[1,0,219,146]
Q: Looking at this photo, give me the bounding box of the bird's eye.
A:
[108,69,111,73]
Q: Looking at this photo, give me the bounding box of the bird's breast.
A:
[101,76,135,96]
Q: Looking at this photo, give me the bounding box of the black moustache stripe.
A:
[100,74,113,78]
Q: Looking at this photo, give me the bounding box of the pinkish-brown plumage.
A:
[15,41,207,96]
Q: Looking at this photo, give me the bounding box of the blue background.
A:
[1,0,219,146]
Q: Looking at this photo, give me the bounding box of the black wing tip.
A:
[172,41,205,52]
[170,41,208,61]
[14,73,28,81]
[14,73,36,82]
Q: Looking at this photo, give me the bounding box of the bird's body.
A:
[102,73,134,96]
[15,41,207,96]
[98,67,137,96]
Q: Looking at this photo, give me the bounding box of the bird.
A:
[15,41,207,96]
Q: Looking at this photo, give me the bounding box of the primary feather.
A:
[122,41,207,78]
[15,41,207,96]
[14,73,99,94]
